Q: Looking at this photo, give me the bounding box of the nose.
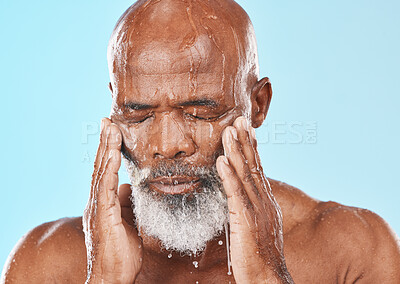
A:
[150,112,196,160]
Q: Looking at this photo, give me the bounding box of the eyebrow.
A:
[179,99,219,108]
[123,99,219,110]
[124,102,154,110]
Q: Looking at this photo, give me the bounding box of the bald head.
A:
[107,0,260,105]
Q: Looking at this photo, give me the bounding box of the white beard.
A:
[124,157,228,255]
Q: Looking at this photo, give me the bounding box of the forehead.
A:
[114,35,236,106]
[109,0,243,106]
[128,33,222,75]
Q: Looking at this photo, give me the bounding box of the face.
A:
[110,34,246,182]
[108,28,249,254]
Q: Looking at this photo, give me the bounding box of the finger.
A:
[118,184,132,208]
[216,155,248,206]
[84,120,120,239]
[233,117,260,172]
[222,126,260,207]
[216,156,255,229]
[88,118,112,203]
[96,123,122,210]
[92,118,112,181]
[233,117,271,198]
[118,184,136,227]
[86,123,123,231]
[85,118,111,229]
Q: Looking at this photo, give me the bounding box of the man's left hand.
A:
[216,116,294,284]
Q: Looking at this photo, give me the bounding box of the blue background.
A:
[1,0,399,267]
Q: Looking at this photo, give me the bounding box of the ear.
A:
[250,77,272,128]
[108,82,113,95]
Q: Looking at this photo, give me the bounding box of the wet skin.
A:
[2,0,400,283]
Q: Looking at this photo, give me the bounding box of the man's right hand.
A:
[83,118,143,284]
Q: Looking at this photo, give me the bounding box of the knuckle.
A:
[243,169,254,184]
[243,199,254,210]
[249,165,260,174]
[250,138,258,148]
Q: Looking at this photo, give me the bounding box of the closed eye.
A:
[124,112,154,124]
[184,107,234,122]
[184,112,221,121]
[132,114,153,124]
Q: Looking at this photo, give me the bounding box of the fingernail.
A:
[231,128,238,141]
[240,117,249,131]
[250,126,256,140]
[220,156,229,165]
[217,156,229,175]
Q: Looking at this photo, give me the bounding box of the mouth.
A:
[148,176,201,195]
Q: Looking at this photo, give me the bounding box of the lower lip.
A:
[149,181,201,195]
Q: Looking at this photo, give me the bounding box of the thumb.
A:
[119,183,135,227]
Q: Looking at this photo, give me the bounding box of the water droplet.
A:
[227,271,232,275]
[193,261,199,268]
[218,240,223,245]
[196,281,199,284]
[168,253,172,259]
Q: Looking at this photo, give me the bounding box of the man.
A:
[2,0,400,283]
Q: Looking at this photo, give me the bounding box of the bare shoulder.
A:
[268,178,319,234]
[311,200,400,281]
[1,217,87,284]
[269,178,400,283]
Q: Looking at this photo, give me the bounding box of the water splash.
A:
[224,221,232,276]
[193,261,199,268]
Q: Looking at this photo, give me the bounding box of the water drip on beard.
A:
[224,221,232,276]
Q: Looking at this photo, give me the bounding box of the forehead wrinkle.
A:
[109,0,259,114]
[125,33,222,76]
[127,73,226,94]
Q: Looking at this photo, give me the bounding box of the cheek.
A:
[117,123,148,159]
[192,122,221,149]
[191,119,234,161]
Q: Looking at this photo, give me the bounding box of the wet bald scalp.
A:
[107,0,260,101]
